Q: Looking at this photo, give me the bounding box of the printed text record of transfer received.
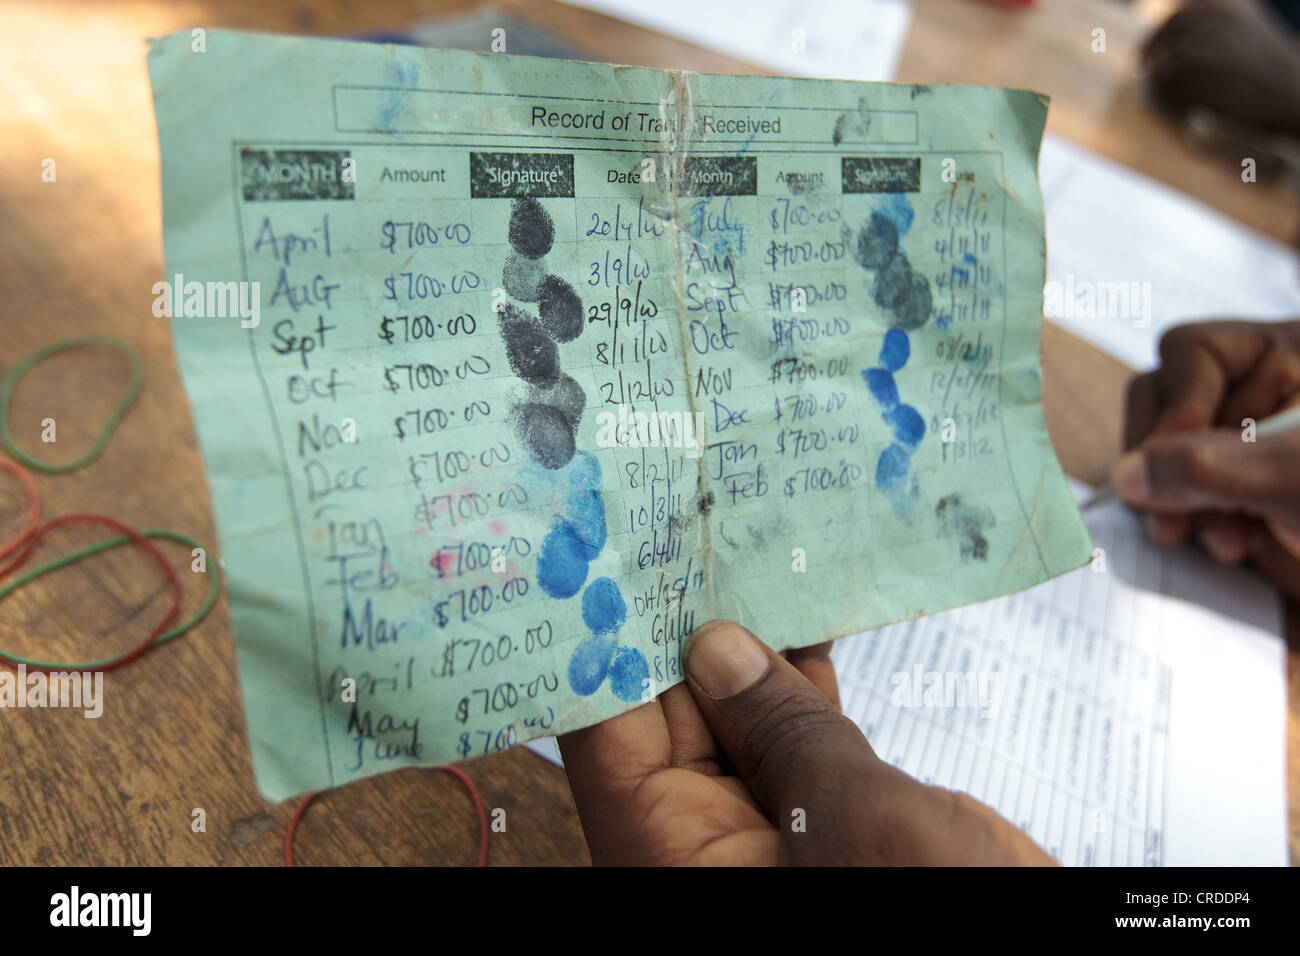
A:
[148,31,1090,801]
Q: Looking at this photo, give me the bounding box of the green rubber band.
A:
[0,529,220,670]
[0,335,143,473]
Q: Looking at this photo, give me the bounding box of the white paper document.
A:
[1039,133,1300,371]
[832,481,1288,866]
[558,0,913,83]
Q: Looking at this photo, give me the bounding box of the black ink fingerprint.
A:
[853,212,898,270]
[935,494,995,561]
[508,197,554,259]
[537,274,584,343]
[893,274,933,331]
[668,509,696,538]
[513,402,576,470]
[852,212,933,331]
[873,251,913,310]
[527,373,586,427]
[503,250,545,301]
[499,305,560,387]
[831,114,849,147]
[831,97,873,146]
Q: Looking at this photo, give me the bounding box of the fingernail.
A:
[1112,451,1150,502]
[1199,528,1242,564]
[685,622,770,699]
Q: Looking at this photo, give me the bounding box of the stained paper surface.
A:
[148,31,1090,800]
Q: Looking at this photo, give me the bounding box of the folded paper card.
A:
[147,31,1090,801]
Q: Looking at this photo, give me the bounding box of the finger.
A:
[1145,512,1191,549]
[1123,371,1162,451]
[1189,511,1300,572]
[558,699,669,837]
[1219,345,1300,428]
[1266,517,1300,560]
[1191,512,1260,564]
[1141,7,1202,63]
[681,620,882,834]
[1112,428,1300,524]
[656,681,724,773]
[784,641,841,711]
[657,682,760,805]
[1251,533,1300,605]
[1150,321,1271,434]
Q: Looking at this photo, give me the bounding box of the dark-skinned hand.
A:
[560,619,1053,866]
[1114,319,1300,603]
[1143,0,1300,138]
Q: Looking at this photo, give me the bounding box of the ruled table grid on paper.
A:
[832,511,1171,866]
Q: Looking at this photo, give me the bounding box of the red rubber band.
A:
[0,457,40,562]
[439,763,490,868]
[284,766,490,867]
[0,514,183,674]
[283,791,321,867]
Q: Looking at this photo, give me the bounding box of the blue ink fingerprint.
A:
[936,313,952,330]
[566,471,607,560]
[963,253,977,266]
[379,60,420,133]
[608,647,650,703]
[873,194,915,236]
[568,634,618,696]
[875,443,911,492]
[536,521,591,598]
[581,577,627,635]
[884,404,925,448]
[862,367,899,410]
[519,450,599,505]
[879,329,910,372]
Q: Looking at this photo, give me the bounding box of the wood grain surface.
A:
[0,0,1292,865]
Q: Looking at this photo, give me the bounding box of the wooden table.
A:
[0,0,1293,865]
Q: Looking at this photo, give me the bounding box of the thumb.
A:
[683,620,883,830]
[1112,428,1300,525]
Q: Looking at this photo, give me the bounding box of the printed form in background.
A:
[832,479,1287,866]
[1038,134,1300,371]
[149,32,1088,801]
[557,0,914,83]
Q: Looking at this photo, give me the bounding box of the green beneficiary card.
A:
[147,31,1089,801]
